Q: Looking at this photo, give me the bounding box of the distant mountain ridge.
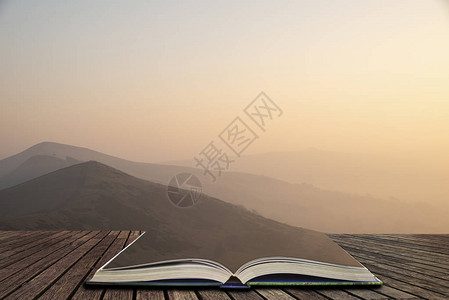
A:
[0,155,79,190]
[0,142,142,178]
[0,161,169,226]
[0,142,448,233]
[167,148,449,205]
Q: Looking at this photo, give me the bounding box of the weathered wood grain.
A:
[5,231,108,299]
[0,231,91,288]
[284,288,328,300]
[0,231,92,298]
[362,285,419,299]
[0,231,73,268]
[255,288,296,299]
[366,234,449,249]
[38,231,119,300]
[197,289,231,300]
[102,231,138,300]
[103,288,134,300]
[0,231,448,300]
[227,289,264,300]
[0,231,70,261]
[342,287,389,300]
[136,289,165,300]
[166,289,199,300]
[333,235,449,268]
[347,234,449,256]
[315,289,360,299]
[74,231,131,300]
[0,231,51,252]
[332,236,449,272]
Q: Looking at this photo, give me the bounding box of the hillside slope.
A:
[1,143,447,233]
[0,161,356,271]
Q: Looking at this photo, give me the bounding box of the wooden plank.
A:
[255,288,296,299]
[332,242,449,282]
[368,285,419,299]
[71,231,130,300]
[5,231,109,299]
[102,231,136,300]
[0,231,23,241]
[315,289,360,299]
[332,236,447,271]
[0,231,72,267]
[406,261,449,275]
[363,234,449,253]
[332,240,449,295]
[0,231,90,282]
[228,289,264,300]
[358,263,448,299]
[0,231,70,261]
[374,250,448,279]
[127,230,142,245]
[38,231,119,300]
[335,235,449,265]
[330,247,449,299]
[376,234,449,245]
[413,234,449,242]
[284,288,328,300]
[0,231,73,268]
[103,288,134,300]
[197,289,231,300]
[0,231,95,299]
[348,247,449,282]
[167,289,199,300]
[0,231,35,244]
[136,289,165,300]
[356,258,449,295]
[333,237,449,281]
[0,231,52,252]
[373,234,449,249]
[332,236,449,272]
[348,234,449,256]
[343,288,389,299]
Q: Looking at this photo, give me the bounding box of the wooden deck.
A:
[0,231,448,300]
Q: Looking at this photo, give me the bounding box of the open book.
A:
[88,231,381,287]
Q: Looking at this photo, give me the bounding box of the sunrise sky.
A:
[1,0,448,162]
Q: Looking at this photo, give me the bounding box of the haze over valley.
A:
[0,142,447,233]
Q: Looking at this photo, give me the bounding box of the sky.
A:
[1,0,448,163]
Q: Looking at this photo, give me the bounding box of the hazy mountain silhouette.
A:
[0,160,216,229]
[0,142,143,178]
[168,148,449,205]
[0,142,191,187]
[1,142,447,233]
[0,155,79,190]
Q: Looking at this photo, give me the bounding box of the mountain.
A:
[0,160,219,229]
[1,161,364,274]
[1,142,448,233]
[0,161,348,269]
[167,148,449,205]
[0,142,191,187]
[0,155,79,190]
[0,142,146,178]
